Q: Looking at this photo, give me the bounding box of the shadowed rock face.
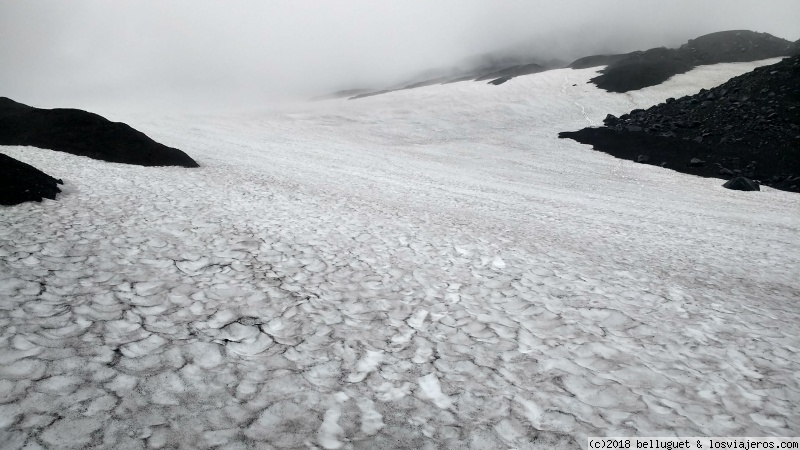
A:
[561,55,800,193]
[589,48,696,93]
[588,30,798,93]
[0,97,199,167]
[0,153,63,206]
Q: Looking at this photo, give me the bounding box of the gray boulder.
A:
[723,177,760,191]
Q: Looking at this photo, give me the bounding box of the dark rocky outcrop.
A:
[0,97,198,167]
[488,77,511,86]
[590,47,695,93]
[560,55,800,193]
[588,31,797,93]
[1,153,63,206]
[568,54,628,69]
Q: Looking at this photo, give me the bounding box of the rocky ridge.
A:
[561,55,800,192]
[0,97,199,168]
[320,30,798,100]
[589,30,798,93]
[348,62,550,99]
[567,54,629,70]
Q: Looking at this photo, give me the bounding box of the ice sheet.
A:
[1,58,798,448]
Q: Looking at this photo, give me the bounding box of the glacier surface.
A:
[1,58,798,449]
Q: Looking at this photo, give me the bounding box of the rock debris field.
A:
[561,55,800,192]
[1,59,799,449]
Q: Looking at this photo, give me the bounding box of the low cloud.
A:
[1,0,798,112]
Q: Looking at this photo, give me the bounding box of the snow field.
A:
[1,58,798,449]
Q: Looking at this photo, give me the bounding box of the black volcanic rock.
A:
[568,54,628,69]
[488,77,511,86]
[590,47,695,93]
[0,97,198,167]
[689,158,706,167]
[686,30,798,64]
[560,55,800,193]
[589,31,796,93]
[1,153,63,206]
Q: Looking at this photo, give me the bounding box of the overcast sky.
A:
[1,0,798,112]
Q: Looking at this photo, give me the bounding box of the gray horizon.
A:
[1,0,798,112]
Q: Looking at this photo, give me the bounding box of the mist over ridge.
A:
[1,0,799,112]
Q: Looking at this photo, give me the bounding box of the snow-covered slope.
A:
[1,58,798,449]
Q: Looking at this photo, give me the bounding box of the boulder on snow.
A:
[723,177,760,191]
[688,158,705,167]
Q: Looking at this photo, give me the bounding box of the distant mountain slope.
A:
[0,97,199,167]
[310,89,375,101]
[320,30,797,101]
[561,55,800,192]
[567,54,628,69]
[0,152,63,205]
[311,52,566,100]
[473,63,547,81]
[587,30,798,93]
